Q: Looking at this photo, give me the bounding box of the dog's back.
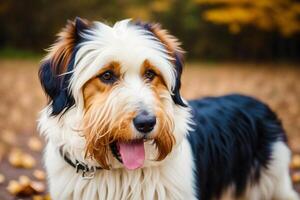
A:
[187,94,297,199]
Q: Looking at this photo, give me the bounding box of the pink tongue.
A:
[118,140,145,170]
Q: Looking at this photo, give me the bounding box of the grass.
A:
[0,47,42,60]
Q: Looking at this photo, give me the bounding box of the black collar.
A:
[59,147,102,179]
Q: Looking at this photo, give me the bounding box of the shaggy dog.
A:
[38,17,299,200]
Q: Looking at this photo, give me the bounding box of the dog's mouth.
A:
[110,139,145,170]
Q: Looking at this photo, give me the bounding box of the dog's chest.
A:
[49,166,195,200]
[46,140,196,200]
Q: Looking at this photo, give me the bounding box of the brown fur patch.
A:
[82,61,137,169]
[153,84,175,161]
[82,61,121,109]
[147,23,184,59]
[141,59,168,87]
[154,107,175,161]
[45,18,90,75]
[84,110,136,169]
[83,60,175,168]
[142,60,176,161]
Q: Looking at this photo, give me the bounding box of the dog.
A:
[38,17,299,200]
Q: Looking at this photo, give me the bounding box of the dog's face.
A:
[39,18,188,170]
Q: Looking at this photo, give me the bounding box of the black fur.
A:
[187,94,286,200]
[39,17,88,115]
[39,54,76,115]
[171,52,186,107]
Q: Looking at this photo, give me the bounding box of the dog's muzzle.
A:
[133,111,156,134]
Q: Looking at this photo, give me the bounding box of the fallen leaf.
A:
[33,195,44,200]
[33,170,46,181]
[31,181,45,193]
[8,149,36,168]
[33,194,52,200]
[0,173,5,184]
[291,154,300,169]
[19,175,30,185]
[44,194,51,200]
[28,137,43,151]
[292,172,300,184]
[8,149,23,167]
[1,129,16,145]
[22,153,36,169]
[6,176,45,196]
[7,180,22,195]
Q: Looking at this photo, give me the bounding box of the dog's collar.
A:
[59,147,102,179]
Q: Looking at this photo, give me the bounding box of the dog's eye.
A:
[98,70,117,84]
[144,69,156,81]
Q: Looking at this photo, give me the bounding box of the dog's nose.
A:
[133,111,156,133]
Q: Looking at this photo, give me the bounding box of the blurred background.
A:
[1,0,300,60]
[0,0,300,199]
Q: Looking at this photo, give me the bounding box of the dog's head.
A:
[39,18,190,170]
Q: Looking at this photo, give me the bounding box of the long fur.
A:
[38,18,299,200]
[187,94,294,199]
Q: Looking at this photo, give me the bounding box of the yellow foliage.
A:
[196,0,300,36]
[229,23,241,34]
[151,0,171,12]
[124,0,172,21]
[203,7,256,24]
[195,0,250,5]
[125,6,151,21]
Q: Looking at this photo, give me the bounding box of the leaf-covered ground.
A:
[0,59,299,199]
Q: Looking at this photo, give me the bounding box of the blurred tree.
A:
[0,0,126,51]
[0,0,300,61]
[195,0,300,36]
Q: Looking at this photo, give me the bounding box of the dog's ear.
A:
[136,22,187,107]
[39,17,90,115]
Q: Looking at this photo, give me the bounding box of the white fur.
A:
[39,19,192,168]
[39,19,298,200]
[41,112,196,200]
[245,142,299,200]
[70,20,176,114]
[219,142,299,200]
[38,18,197,196]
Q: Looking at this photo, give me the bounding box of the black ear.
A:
[172,52,186,107]
[74,17,89,40]
[39,17,90,115]
[135,22,187,107]
[39,59,75,115]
